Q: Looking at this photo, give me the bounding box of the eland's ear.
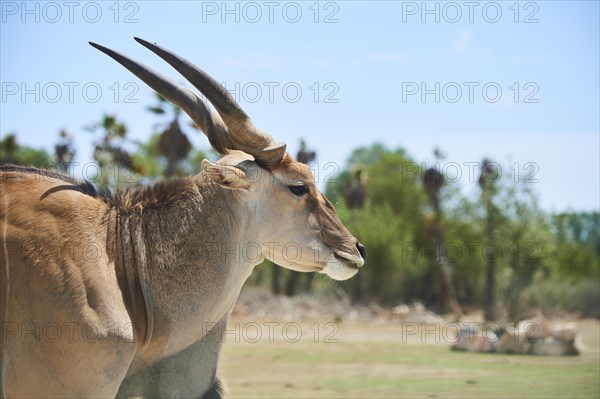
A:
[201,160,250,190]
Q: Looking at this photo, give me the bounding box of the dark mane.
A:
[107,177,200,213]
[1,163,105,198]
[1,164,201,213]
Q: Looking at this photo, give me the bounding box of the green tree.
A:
[132,132,209,180]
[86,114,141,189]
[326,144,428,304]
[488,177,553,320]
[551,212,600,281]
[444,196,485,307]
[0,133,53,167]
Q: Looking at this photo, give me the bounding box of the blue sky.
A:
[1,1,599,212]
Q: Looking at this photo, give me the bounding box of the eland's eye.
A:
[288,184,309,196]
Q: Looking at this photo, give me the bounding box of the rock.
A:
[494,328,530,354]
[452,326,496,353]
[549,322,578,342]
[516,317,547,342]
[530,336,579,356]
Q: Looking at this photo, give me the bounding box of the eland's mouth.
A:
[334,251,364,269]
[320,250,364,281]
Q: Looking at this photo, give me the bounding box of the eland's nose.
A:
[356,242,366,260]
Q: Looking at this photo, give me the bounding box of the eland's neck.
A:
[110,176,261,361]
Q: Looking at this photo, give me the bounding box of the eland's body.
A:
[0,38,364,398]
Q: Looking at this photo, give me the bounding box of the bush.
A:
[571,279,600,318]
[519,274,600,318]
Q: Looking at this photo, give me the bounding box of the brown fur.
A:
[3,40,364,397]
[1,156,363,397]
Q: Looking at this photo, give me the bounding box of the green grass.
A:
[220,320,600,398]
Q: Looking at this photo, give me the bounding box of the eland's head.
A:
[90,38,365,281]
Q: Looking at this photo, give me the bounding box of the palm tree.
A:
[479,158,499,321]
[148,94,192,177]
[55,130,75,172]
[422,149,462,320]
[343,166,367,210]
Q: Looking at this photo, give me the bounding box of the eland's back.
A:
[1,165,137,398]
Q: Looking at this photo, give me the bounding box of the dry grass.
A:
[220,317,600,398]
